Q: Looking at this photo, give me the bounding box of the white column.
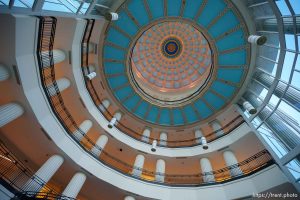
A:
[200,158,215,183]
[42,49,66,67]
[132,154,145,177]
[223,150,243,177]
[155,159,165,182]
[248,35,267,45]
[242,100,257,114]
[62,172,86,199]
[0,103,24,127]
[124,196,135,200]
[141,128,151,143]
[23,155,64,192]
[159,132,167,146]
[211,120,224,137]
[98,99,110,112]
[47,78,71,96]
[0,64,10,81]
[194,129,203,144]
[73,120,93,141]
[91,135,108,157]
[108,112,122,128]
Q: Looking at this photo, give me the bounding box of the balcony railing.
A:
[35,16,275,186]
[0,140,76,200]
[80,21,245,147]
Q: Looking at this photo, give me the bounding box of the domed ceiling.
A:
[102,0,250,126]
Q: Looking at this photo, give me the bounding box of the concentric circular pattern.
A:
[102,0,250,126]
[131,21,212,102]
[162,37,182,58]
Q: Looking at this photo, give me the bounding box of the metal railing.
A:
[0,140,75,200]
[81,41,245,147]
[36,16,275,186]
[81,33,245,147]
[79,19,246,148]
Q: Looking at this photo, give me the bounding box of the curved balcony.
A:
[0,140,75,200]
[80,20,247,149]
[34,16,275,187]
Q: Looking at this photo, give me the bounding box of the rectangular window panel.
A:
[257,124,288,158]
[14,0,34,8]
[291,71,300,90]
[285,34,296,51]
[285,159,300,180]
[0,0,9,5]
[281,52,295,82]
[289,0,300,14]
[276,0,291,16]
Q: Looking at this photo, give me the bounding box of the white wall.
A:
[10,15,289,200]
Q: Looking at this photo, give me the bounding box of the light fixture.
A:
[201,137,208,150]
[151,140,157,152]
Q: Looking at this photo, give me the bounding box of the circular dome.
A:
[102,0,250,127]
[130,21,213,104]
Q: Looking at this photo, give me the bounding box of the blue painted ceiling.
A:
[102,0,249,126]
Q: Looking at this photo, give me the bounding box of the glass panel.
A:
[285,34,296,51]
[295,54,300,71]
[14,0,34,8]
[257,124,288,158]
[276,0,291,16]
[285,159,300,180]
[0,0,9,5]
[43,0,83,13]
[278,100,300,126]
[289,0,300,14]
[291,71,300,89]
[252,116,262,128]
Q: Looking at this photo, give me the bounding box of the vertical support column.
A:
[62,172,86,199]
[0,103,24,127]
[200,158,215,183]
[47,78,71,96]
[108,112,122,128]
[91,135,108,157]
[223,150,243,177]
[0,64,10,81]
[98,99,110,113]
[73,120,93,141]
[23,155,64,192]
[141,128,151,143]
[155,159,165,182]
[194,129,203,144]
[210,120,224,137]
[159,132,167,146]
[132,154,145,177]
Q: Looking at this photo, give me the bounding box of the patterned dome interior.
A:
[102,0,250,126]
